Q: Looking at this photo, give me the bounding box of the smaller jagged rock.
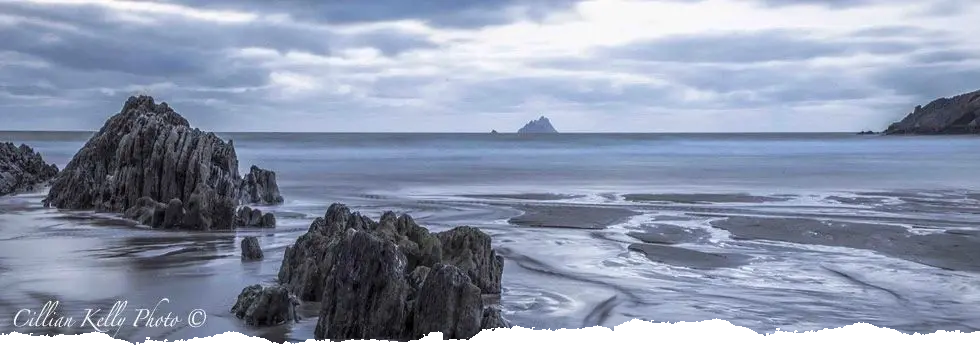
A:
[123,197,167,228]
[235,206,276,228]
[241,236,264,261]
[0,142,59,197]
[411,264,483,340]
[162,198,184,229]
[481,305,511,330]
[437,226,504,294]
[239,165,284,205]
[231,284,300,326]
[274,203,510,341]
[180,189,238,231]
[261,212,276,227]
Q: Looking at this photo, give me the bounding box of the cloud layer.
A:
[1,0,978,132]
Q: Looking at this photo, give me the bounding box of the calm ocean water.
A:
[8,131,978,196]
[1,131,979,341]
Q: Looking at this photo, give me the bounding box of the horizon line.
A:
[0,130,885,134]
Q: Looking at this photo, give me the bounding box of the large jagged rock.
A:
[239,165,283,205]
[517,116,559,134]
[884,89,980,134]
[271,203,508,341]
[231,284,300,327]
[0,142,59,196]
[40,95,283,230]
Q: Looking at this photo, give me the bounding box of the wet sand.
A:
[627,243,752,270]
[461,193,586,201]
[507,205,639,230]
[711,216,980,272]
[627,224,711,245]
[623,193,792,204]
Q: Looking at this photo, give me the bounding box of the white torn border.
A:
[2,319,976,347]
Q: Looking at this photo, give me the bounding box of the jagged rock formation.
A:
[517,116,558,134]
[239,165,283,205]
[236,206,276,228]
[490,129,499,134]
[231,284,300,326]
[884,89,980,134]
[41,95,283,230]
[241,236,264,261]
[268,203,508,341]
[0,142,59,196]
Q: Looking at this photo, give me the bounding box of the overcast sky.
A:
[1,0,978,132]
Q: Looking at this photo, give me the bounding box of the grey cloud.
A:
[602,30,922,64]
[159,0,580,28]
[909,49,980,64]
[870,65,980,101]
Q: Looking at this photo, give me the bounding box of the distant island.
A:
[517,116,559,134]
[884,89,980,135]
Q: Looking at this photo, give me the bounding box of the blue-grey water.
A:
[1,131,979,342]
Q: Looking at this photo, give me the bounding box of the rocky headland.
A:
[517,116,558,134]
[42,95,283,230]
[0,142,59,197]
[884,89,980,135]
[231,203,510,341]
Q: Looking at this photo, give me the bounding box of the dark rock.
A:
[273,203,508,341]
[407,266,431,294]
[410,264,483,340]
[490,129,499,134]
[241,236,264,261]
[162,198,184,229]
[235,206,276,228]
[40,95,284,231]
[856,130,878,135]
[517,116,559,134]
[260,212,276,228]
[437,226,503,295]
[884,89,980,135]
[123,196,167,227]
[239,165,284,205]
[0,142,59,197]
[481,304,511,330]
[314,228,412,341]
[231,284,299,327]
[277,204,439,302]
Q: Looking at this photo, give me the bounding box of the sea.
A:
[0,131,978,342]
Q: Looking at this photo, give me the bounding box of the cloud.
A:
[0,0,978,132]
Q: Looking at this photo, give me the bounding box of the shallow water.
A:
[1,131,979,341]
